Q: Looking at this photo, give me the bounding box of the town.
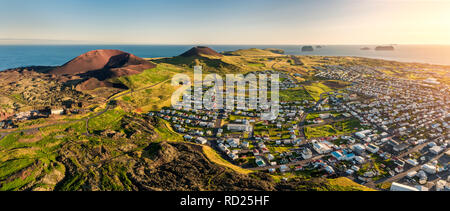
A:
[152,66,449,191]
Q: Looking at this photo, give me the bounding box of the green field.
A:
[304,82,334,101]
[279,87,314,102]
[305,111,341,120]
[304,119,361,139]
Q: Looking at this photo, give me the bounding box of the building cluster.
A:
[0,108,67,129]
[150,65,449,191]
[313,64,449,190]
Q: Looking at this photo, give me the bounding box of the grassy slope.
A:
[202,145,254,175]
[224,48,281,56]
[0,120,86,190]
[327,177,376,191]
[304,82,334,101]
[280,87,314,102]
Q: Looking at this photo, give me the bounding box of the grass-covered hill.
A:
[222,48,282,56]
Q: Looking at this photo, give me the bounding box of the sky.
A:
[1,0,450,45]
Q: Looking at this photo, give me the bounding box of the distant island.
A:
[360,47,371,50]
[301,46,314,52]
[316,45,322,49]
[375,46,395,51]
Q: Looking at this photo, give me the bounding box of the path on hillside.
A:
[84,79,170,135]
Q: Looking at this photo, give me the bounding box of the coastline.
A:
[1,44,450,71]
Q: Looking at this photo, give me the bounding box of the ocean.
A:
[1,44,450,71]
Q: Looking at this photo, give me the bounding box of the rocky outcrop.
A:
[301,46,314,52]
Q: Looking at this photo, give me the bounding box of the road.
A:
[0,79,170,139]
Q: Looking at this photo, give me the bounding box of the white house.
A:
[406,159,419,166]
[227,123,252,132]
[366,144,379,154]
[301,148,312,159]
[196,137,207,145]
[51,108,65,115]
[354,156,365,164]
[280,165,289,173]
[429,146,443,155]
[312,142,332,154]
[422,164,437,174]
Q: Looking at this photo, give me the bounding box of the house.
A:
[351,144,366,154]
[324,165,335,174]
[294,166,303,171]
[229,153,239,160]
[393,143,408,152]
[253,149,260,156]
[429,146,443,154]
[344,153,355,161]
[196,137,207,145]
[301,148,313,159]
[394,159,405,167]
[435,180,448,191]
[422,164,437,174]
[267,154,275,161]
[319,113,331,119]
[407,171,417,178]
[255,157,266,167]
[331,151,344,160]
[51,108,65,115]
[355,130,371,139]
[227,123,252,132]
[312,142,332,154]
[406,159,419,166]
[366,144,379,154]
[280,165,289,173]
[226,138,240,148]
[218,144,228,153]
[241,141,250,149]
[354,156,365,164]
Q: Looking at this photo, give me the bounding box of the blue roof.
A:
[346,153,355,157]
[331,151,343,158]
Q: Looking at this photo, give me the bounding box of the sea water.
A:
[1,44,450,71]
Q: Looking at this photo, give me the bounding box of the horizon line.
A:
[1,43,450,46]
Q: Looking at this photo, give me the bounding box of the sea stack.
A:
[360,47,371,50]
[301,46,314,52]
[375,46,394,51]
